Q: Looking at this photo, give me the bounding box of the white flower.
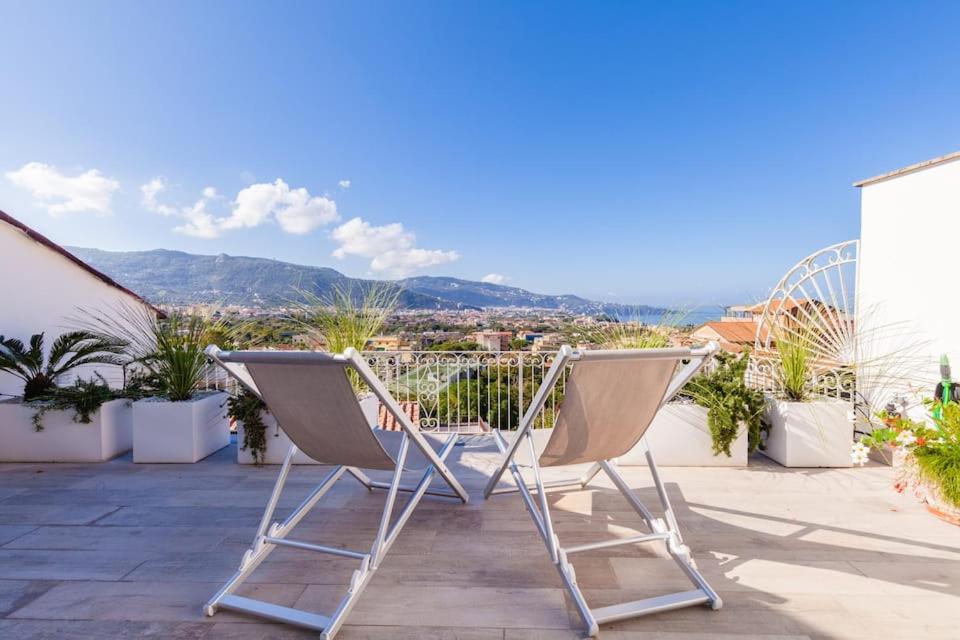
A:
[850,441,870,466]
[895,430,916,449]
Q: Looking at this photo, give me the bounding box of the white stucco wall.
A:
[857,156,960,414]
[0,221,154,398]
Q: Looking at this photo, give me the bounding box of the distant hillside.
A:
[67,247,663,314]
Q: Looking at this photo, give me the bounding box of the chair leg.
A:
[498,445,721,637]
[601,451,723,611]
[205,436,460,640]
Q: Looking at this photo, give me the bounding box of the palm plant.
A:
[72,301,229,402]
[0,331,126,401]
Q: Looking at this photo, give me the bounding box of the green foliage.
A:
[73,301,230,402]
[228,390,270,465]
[683,350,768,456]
[147,313,219,401]
[295,282,399,393]
[861,403,960,508]
[427,340,482,352]
[583,308,687,349]
[774,323,812,401]
[509,338,529,351]
[0,331,126,401]
[433,364,560,429]
[28,373,150,432]
[29,376,116,431]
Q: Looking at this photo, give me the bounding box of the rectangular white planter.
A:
[619,403,748,467]
[133,392,230,463]
[236,395,380,465]
[761,397,853,467]
[0,398,133,462]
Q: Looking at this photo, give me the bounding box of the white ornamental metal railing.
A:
[202,350,570,434]
[201,350,856,433]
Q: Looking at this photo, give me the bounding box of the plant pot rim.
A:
[135,390,227,404]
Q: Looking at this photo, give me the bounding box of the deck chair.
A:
[203,346,469,639]
[484,343,723,636]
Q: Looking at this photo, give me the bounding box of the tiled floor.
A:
[1,436,958,639]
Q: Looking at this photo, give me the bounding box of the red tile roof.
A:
[0,209,163,317]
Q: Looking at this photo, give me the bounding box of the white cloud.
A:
[481,273,508,285]
[141,177,339,238]
[331,217,459,277]
[338,179,351,189]
[174,189,220,239]
[140,178,178,216]
[6,162,119,216]
[223,179,339,235]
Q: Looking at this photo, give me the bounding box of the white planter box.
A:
[0,398,133,462]
[133,392,230,463]
[761,397,853,467]
[504,404,747,468]
[620,404,748,467]
[236,395,380,465]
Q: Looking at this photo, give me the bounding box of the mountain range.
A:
[67,247,662,315]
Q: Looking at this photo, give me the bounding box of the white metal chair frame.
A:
[483,344,723,636]
[204,346,469,640]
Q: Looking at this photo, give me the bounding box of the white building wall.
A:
[0,221,153,398]
[857,156,960,414]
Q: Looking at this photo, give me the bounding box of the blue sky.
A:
[1,2,958,306]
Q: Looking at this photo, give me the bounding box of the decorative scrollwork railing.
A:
[203,350,856,433]
[203,351,570,434]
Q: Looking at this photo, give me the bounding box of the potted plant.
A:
[131,312,231,463]
[0,331,134,462]
[652,350,766,466]
[76,304,231,463]
[855,402,960,525]
[761,321,853,467]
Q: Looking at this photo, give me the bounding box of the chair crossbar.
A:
[564,532,671,554]
[263,536,368,560]
[367,479,463,499]
[219,594,332,631]
[592,589,711,624]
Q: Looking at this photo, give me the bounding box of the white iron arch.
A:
[754,240,859,366]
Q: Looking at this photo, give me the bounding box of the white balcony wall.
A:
[857,155,960,414]
[0,220,153,398]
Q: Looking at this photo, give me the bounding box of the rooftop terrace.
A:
[1,437,958,639]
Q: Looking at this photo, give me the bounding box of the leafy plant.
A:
[294,283,399,393]
[584,308,687,349]
[0,331,126,401]
[683,350,768,456]
[857,402,960,509]
[228,390,270,465]
[27,372,154,432]
[773,321,814,401]
[72,301,230,402]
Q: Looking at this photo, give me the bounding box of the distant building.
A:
[531,333,564,353]
[517,331,544,343]
[366,335,409,351]
[691,321,759,354]
[473,331,512,352]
